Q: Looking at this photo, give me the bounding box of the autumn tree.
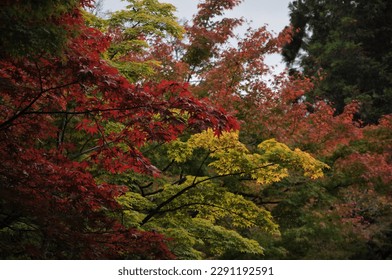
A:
[109,129,328,259]
[0,0,238,259]
[131,0,392,259]
[3,0,389,260]
[75,0,333,259]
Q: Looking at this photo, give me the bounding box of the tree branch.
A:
[140,163,276,226]
[19,105,149,116]
[152,202,259,227]
[192,151,211,185]
[0,80,79,130]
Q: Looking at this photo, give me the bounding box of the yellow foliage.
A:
[167,141,193,163]
[168,129,329,184]
[117,130,329,259]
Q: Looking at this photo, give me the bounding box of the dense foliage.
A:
[1,0,391,260]
[0,0,236,259]
[282,0,392,124]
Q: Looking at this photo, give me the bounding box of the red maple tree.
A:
[0,0,237,259]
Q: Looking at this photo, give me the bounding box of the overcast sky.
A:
[102,0,292,33]
[102,0,293,69]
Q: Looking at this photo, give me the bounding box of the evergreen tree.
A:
[283,0,392,124]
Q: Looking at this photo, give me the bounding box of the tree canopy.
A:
[1,0,391,260]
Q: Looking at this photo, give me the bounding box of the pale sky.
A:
[102,0,292,33]
[101,0,292,69]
